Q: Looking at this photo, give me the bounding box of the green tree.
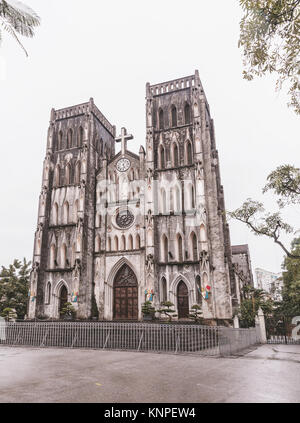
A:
[0,258,31,319]
[229,165,300,259]
[0,0,40,56]
[157,301,177,322]
[236,284,274,327]
[275,237,300,316]
[239,0,300,114]
[188,304,203,323]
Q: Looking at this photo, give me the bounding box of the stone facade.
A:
[28,71,241,322]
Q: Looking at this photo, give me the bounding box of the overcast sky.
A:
[0,0,299,280]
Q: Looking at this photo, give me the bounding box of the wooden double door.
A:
[177,281,189,319]
[113,264,138,320]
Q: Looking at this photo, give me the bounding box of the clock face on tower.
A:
[116,158,130,172]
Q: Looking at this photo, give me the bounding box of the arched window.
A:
[187,184,195,209]
[65,163,71,185]
[186,141,193,165]
[73,199,79,222]
[107,237,111,251]
[128,234,133,250]
[58,131,63,150]
[45,282,51,305]
[67,129,73,149]
[160,188,167,214]
[135,234,141,249]
[161,234,168,262]
[172,143,179,167]
[170,187,174,213]
[78,126,83,147]
[61,244,67,268]
[75,161,81,184]
[95,235,101,253]
[184,103,191,124]
[195,275,202,304]
[63,202,69,224]
[53,203,58,225]
[160,277,167,303]
[189,232,198,261]
[159,108,164,130]
[159,145,165,168]
[175,185,181,212]
[171,105,177,127]
[54,165,60,187]
[200,224,207,242]
[121,235,126,251]
[50,244,56,269]
[114,236,119,251]
[176,234,183,262]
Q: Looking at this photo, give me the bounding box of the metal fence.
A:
[267,335,300,345]
[0,321,261,356]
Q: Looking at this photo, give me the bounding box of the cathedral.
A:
[28,70,245,322]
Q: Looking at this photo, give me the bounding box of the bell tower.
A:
[145,70,234,320]
[28,99,116,319]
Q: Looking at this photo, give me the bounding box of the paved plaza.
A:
[0,344,299,403]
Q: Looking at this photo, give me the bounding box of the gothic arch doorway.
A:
[113,264,138,320]
[177,281,189,319]
[59,285,68,317]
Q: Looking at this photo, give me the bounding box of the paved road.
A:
[0,344,299,403]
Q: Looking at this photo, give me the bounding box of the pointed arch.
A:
[160,277,167,303]
[159,145,165,168]
[107,236,112,252]
[63,201,69,224]
[175,185,181,212]
[135,234,141,249]
[184,102,191,124]
[58,130,63,150]
[67,128,73,149]
[45,281,51,305]
[161,234,168,262]
[186,140,193,165]
[172,142,179,167]
[114,236,119,251]
[53,202,59,225]
[65,163,71,185]
[160,187,167,214]
[50,244,56,269]
[128,234,133,250]
[159,108,164,130]
[189,231,198,261]
[95,234,101,253]
[74,161,81,184]
[171,105,177,127]
[200,224,207,242]
[54,165,60,187]
[176,233,183,262]
[121,235,126,251]
[195,275,202,304]
[78,126,83,147]
[61,243,67,268]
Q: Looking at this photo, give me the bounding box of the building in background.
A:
[255,268,283,301]
[231,244,254,305]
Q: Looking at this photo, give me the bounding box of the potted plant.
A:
[60,302,76,321]
[141,301,156,321]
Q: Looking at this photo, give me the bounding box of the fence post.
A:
[233,315,239,329]
[256,308,267,343]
